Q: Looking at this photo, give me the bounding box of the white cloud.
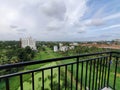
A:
[0,6,19,25]
[103,13,120,21]
[78,2,120,27]
[41,0,66,20]
[82,19,104,26]
[100,24,120,30]
[0,0,119,41]
[79,12,120,28]
[46,20,65,31]
[64,0,88,24]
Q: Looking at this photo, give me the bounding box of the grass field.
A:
[17,62,64,90]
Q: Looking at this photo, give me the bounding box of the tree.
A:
[24,46,32,54]
[17,48,26,62]
[17,46,35,62]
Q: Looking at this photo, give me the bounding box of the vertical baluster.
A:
[76,57,79,90]
[113,57,118,90]
[85,61,88,90]
[101,57,105,89]
[51,68,53,90]
[20,74,23,90]
[58,66,60,90]
[89,61,92,90]
[107,52,112,87]
[6,78,10,90]
[71,64,73,90]
[104,57,108,87]
[42,70,44,90]
[65,65,67,90]
[32,72,34,90]
[98,58,102,89]
[92,60,96,90]
[81,62,83,90]
[95,59,99,90]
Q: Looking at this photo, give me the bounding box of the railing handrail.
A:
[0,55,108,79]
[0,51,111,70]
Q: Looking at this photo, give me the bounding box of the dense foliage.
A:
[0,41,35,65]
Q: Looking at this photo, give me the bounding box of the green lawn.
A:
[17,62,64,90]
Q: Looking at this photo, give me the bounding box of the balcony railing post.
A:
[20,74,23,90]
[65,65,67,90]
[88,61,92,90]
[71,64,73,90]
[51,68,53,90]
[76,57,79,90]
[107,52,112,87]
[95,58,99,90]
[42,70,44,90]
[101,57,105,89]
[104,57,108,87]
[92,60,96,90]
[81,62,83,90]
[113,57,118,90]
[32,72,34,90]
[85,61,88,90]
[6,78,9,90]
[98,58,102,89]
[58,66,60,90]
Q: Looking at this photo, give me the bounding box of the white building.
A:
[60,46,68,52]
[53,43,75,52]
[59,43,63,47]
[20,37,37,50]
[69,46,75,49]
[72,43,78,46]
[53,46,58,52]
[115,39,120,42]
[70,42,79,46]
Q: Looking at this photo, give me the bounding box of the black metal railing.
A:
[0,51,119,90]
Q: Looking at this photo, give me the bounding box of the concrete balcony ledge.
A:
[102,87,112,90]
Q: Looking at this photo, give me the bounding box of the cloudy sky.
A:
[0,0,120,41]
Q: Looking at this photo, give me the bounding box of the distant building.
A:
[53,46,58,52]
[70,42,78,46]
[60,46,68,52]
[113,39,120,45]
[115,39,120,42]
[69,46,75,49]
[53,43,76,52]
[20,37,37,50]
[59,43,63,47]
[73,43,78,46]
